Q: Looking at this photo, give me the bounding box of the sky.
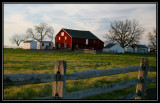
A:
[3,3,157,47]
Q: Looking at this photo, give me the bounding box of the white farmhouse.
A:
[23,40,53,50]
[125,44,148,53]
[103,43,125,53]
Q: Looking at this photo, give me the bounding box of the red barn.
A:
[55,28,104,50]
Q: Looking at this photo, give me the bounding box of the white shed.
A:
[23,40,53,50]
[103,43,125,53]
[37,41,53,50]
[23,41,37,49]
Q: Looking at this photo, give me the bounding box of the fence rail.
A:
[4,66,156,86]
[3,58,156,100]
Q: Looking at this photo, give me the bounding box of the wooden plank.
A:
[52,60,66,98]
[4,66,140,86]
[36,77,156,100]
[4,73,56,86]
[117,93,138,100]
[135,58,149,100]
[62,79,140,99]
[141,58,149,99]
[66,66,140,80]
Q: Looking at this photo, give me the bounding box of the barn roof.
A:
[38,41,53,43]
[63,28,100,40]
[104,43,116,48]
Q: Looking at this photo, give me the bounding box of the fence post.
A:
[52,60,66,99]
[135,58,149,100]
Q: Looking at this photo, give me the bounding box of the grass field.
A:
[3,48,157,100]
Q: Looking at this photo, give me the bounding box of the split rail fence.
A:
[4,58,156,100]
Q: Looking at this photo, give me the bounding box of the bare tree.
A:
[104,19,144,48]
[10,34,29,46]
[147,28,156,50]
[26,23,54,41]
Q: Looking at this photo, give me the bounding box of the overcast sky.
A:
[3,3,157,46]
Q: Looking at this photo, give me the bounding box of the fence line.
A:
[4,66,156,86]
[3,58,156,100]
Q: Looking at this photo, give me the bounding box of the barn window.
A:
[86,39,88,45]
[64,43,67,48]
[42,43,44,46]
[58,43,61,48]
[61,32,64,36]
[94,40,95,43]
[76,44,78,48]
[59,37,61,40]
[49,43,51,46]
[65,36,67,40]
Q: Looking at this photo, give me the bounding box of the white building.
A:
[23,41,37,49]
[125,44,148,53]
[37,41,53,50]
[103,43,125,53]
[23,40,53,50]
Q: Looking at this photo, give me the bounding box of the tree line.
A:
[10,19,156,51]
[10,23,54,46]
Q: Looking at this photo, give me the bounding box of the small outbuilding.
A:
[37,41,53,50]
[23,40,53,50]
[103,43,125,53]
[125,44,148,53]
[23,40,37,49]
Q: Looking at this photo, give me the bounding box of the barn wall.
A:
[71,38,104,50]
[55,29,72,49]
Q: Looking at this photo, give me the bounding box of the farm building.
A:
[103,43,125,53]
[23,41,37,49]
[125,44,148,53]
[55,28,104,50]
[23,40,53,50]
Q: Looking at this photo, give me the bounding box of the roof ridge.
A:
[63,28,90,32]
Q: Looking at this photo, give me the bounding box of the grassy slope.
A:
[3,48,157,100]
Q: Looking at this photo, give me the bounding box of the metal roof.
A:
[131,44,148,48]
[63,28,100,40]
[104,43,116,48]
[23,40,34,43]
[38,41,53,43]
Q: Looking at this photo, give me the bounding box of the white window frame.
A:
[65,36,67,40]
[86,39,88,45]
[61,32,64,36]
[59,37,61,40]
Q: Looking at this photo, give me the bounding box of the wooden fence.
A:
[4,58,156,100]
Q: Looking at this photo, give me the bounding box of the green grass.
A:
[3,48,157,100]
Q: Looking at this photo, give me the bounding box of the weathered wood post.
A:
[52,60,66,99]
[135,58,149,100]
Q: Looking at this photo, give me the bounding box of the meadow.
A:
[3,48,157,100]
